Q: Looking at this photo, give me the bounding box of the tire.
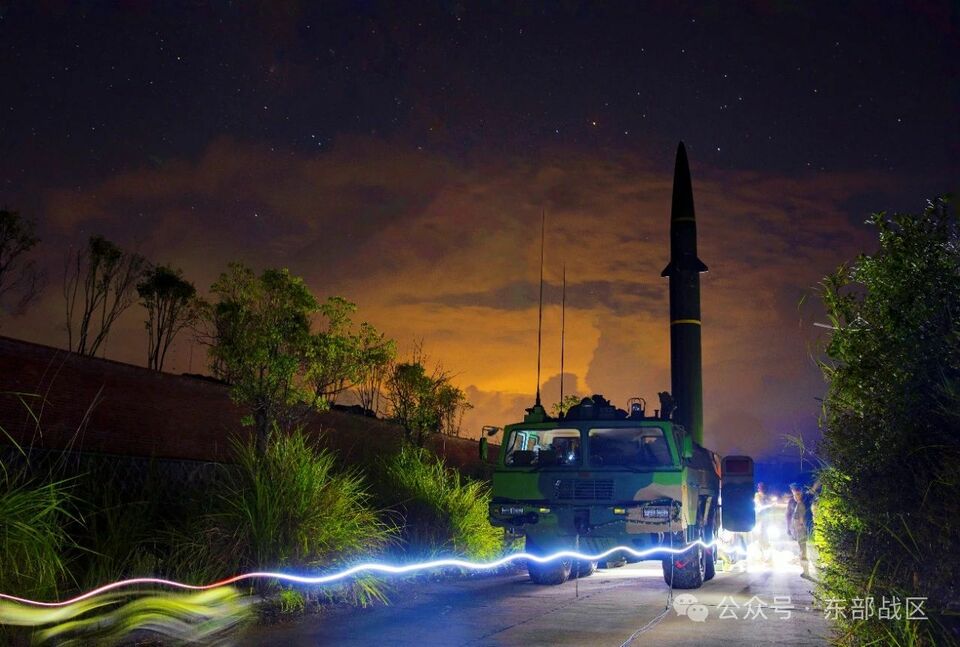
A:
[528,557,573,585]
[575,560,598,578]
[525,536,572,585]
[704,507,718,581]
[662,543,705,589]
[704,546,716,581]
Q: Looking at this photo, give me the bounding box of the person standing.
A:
[754,482,771,561]
[787,483,813,578]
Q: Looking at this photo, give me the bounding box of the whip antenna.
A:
[535,210,545,407]
[560,264,566,408]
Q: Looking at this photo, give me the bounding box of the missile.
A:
[661,142,708,446]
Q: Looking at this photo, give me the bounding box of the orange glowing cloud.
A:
[11,137,890,457]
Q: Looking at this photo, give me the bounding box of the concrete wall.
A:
[0,336,495,472]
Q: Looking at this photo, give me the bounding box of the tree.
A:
[815,198,959,645]
[551,394,581,418]
[306,296,360,406]
[353,322,396,415]
[385,345,472,446]
[0,209,45,318]
[137,265,202,371]
[207,263,319,452]
[63,235,148,356]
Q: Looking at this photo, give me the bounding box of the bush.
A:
[815,199,960,645]
[172,428,394,605]
[381,445,503,560]
[277,589,306,615]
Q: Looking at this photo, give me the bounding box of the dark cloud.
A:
[399,279,664,315]
[0,136,904,459]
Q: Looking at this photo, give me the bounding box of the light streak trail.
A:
[0,540,723,608]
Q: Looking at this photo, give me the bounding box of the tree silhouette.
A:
[63,235,148,356]
[353,322,396,415]
[137,265,201,371]
[0,209,45,319]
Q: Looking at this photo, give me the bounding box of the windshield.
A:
[588,427,674,467]
[504,428,581,467]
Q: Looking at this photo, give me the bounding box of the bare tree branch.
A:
[62,235,149,356]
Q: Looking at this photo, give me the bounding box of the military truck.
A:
[486,143,755,588]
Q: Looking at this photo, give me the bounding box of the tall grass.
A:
[172,428,395,604]
[69,461,164,591]
[381,445,503,560]
[0,473,74,600]
[0,453,75,602]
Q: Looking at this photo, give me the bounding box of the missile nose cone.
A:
[672,142,694,223]
[661,142,708,277]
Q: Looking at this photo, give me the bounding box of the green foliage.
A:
[306,296,360,405]
[175,429,393,605]
[137,264,201,371]
[551,394,581,418]
[814,198,959,645]
[277,589,306,615]
[208,264,320,448]
[381,446,503,560]
[0,208,44,316]
[352,322,396,414]
[385,345,472,446]
[0,466,75,600]
[207,266,393,450]
[308,298,396,412]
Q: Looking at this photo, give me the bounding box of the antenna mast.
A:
[535,210,545,407]
[560,264,566,407]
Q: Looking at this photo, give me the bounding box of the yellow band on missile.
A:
[670,319,701,325]
[672,217,696,223]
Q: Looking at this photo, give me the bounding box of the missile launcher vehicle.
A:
[486,143,756,588]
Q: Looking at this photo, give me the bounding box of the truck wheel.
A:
[528,557,573,585]
[662,543,705,589]
[704,510,718,581]
[525,537,572,585]
[704,546,716,581]
[575,560,598,578]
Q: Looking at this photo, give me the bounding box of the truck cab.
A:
[488,394,737,588]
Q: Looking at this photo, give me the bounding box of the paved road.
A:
[241,560,832,646]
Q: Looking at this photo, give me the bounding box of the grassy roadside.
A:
[0,425,506,644]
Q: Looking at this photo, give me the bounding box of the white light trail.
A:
[0,540,722,608]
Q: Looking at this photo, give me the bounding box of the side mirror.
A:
[682,434,694,459]
[479,437,489,462]
[482,425,501,437]
[721,455,756,532]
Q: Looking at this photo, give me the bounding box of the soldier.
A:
[754,482,771,561]
[787,483,813,578]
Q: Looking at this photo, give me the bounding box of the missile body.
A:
[661,142,708,446]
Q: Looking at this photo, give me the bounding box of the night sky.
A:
[1,2,957,458]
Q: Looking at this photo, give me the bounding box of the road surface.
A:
[241,560,832,646]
